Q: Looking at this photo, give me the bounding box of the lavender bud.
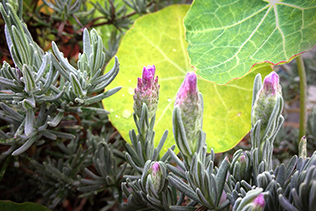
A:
[175,72,202,154]
[149,162,162,193]
[299,135,307,159]
[252,194,265,211]
[252,72,282,127]
[133,65,160,119]
[238,153,247,175]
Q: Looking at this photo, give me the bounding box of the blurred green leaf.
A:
[184,0,316,84]
[0,201,50,211]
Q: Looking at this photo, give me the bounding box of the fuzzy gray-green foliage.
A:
[0,0,121,158]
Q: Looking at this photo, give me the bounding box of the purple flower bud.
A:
[253,194,265,210]
[175,72,202,153]
[150,162,162,192]
[151,162,160,175]
[262,72,281,96]
[232,152,248,180]
[239,155,246,163]
[133,65,160,119]
[175,72,198,104]
[238,153,247,174]
[252,72,282,127]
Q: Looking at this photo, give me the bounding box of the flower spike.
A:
[133,65,160,119]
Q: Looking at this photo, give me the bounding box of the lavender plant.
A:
[120,69,316,211]
[0,0,121,158]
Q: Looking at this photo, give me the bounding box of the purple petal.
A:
[254,194,265,208]
[263,72,279,95]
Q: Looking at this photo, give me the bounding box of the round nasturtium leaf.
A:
[184,0,316,84]
[102,5,271,154]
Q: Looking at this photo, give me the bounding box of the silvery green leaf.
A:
[0,102,23,122]
[22,96,35,109]
[22,64,35,92]
[77,53,89,75]
[40,61,58,94]
[80,107,109,115]
[92,58,118,84]
[172,106,191,158]
[160,145,175,162]
[40,130,57,140]
[88,68,102,85]
[205,173,215,206]
[35,52,49,82]
[91,35,104,74]
[310,180,316,209]
[216,157,229,205]
[50,53,69,80]
[0,110,19,125]
[125,153,142,173]
[279,195,299,211]
[168,173,199,202]
[125,140,143,167]
[115,163,127,181]
[0,93,14,100]
[74,98,85,104]
[29,42,43,69]
[251,74,263,108]
[12,26,30,66]
[52,42,77,76]
[83,28,92,59]
[275,164,285,188]
[13,118,24,138]
[25,108,35,136]
[84,86,121,105]
[84,168,102,180]
[262,96,284,140]
[89,56,119,93]
[4,24,13,53]
[0,76,18,89]
[47,111,64,127]
[1,61,15,80]
[151,130,168,161]
[36,88,64,103]
[70,73,84,97]
[12,135,37,156]
[196,188,212,209]
[47,130,75,140]
[69,0,81,13]
[286,155,298,180]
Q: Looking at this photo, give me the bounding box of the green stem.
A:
[297,55,307,141]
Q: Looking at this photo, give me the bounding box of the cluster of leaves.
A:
[0,1,124,209]
[0,0,121,157]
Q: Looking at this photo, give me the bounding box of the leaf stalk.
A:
[297,55,307,141]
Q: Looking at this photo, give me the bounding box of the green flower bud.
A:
[133,65,160,119]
